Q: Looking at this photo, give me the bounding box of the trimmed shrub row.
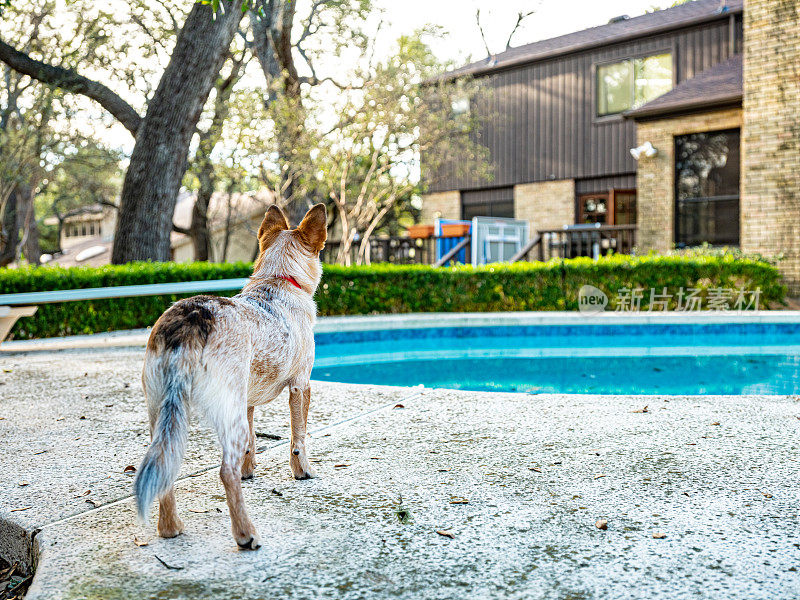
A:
[0,255,786,340]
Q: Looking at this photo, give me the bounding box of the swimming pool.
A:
[311,313,800,395]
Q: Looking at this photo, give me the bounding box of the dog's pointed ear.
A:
[293,203,327,254]
[258,205,289,252]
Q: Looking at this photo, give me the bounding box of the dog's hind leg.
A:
[158,488,184,538]
[241,406,256,480]
[206,388,261,550]
[289,386,314,480]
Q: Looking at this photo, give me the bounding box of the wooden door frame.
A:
[577,188,637,225]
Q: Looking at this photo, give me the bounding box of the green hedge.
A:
[0,255,786,340]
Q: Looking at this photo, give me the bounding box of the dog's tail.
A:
[133,366,189,523]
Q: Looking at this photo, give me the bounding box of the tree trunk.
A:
[189,54,245,262]
[111,1,244,264]
[18,184,40,265]
[190,186,213,261]
[0,186,18,266]
[251,0,308,225]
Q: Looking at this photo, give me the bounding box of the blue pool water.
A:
[311,323,800,395]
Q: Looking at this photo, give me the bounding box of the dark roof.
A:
[445,0,742,79]
[626,53,742,119]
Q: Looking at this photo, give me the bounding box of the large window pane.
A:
[634,53,673,107]
[597,61,633,115]
[597,53,672,116]
[675,128,741,247]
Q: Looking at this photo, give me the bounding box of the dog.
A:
[133,203,327,550]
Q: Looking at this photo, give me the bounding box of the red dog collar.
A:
[277,275,302,290]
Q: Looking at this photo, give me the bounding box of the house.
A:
[424,0,800,291]
[46,190,275,266]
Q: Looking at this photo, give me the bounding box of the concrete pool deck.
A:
[2,343,800,598]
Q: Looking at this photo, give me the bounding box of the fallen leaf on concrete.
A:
[449,498,469,505]
[595,519,608,530]
[529,467,542,473]
[32,449,47,455]
[393,403,405,409]
[632,406,649,413]
[133,536,149,547]
[10,506,32,512]
[594,474,607,480]
[438,468,451,472]
[652,532,666,539]
[2,368,12,373]
[370,457,383,460]
[763,493,773,499]
[18,481,29,487]
[711,422,721,426]
[154,555,184,570]
[188,508,209,513]
[334,464,350,468]
[85,499,99,507]
[255,432,282,440]
[271,488,283,496]
[123,465,137,475]
[436,530,455,538]
[73,490,91,498]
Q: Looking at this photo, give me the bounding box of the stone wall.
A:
[420,190,461,223]
[634,108,743,252]
[742,0,800,293]
[514,180,575,232]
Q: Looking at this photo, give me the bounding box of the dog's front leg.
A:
[289,385,314,480]
[241,406,256,480]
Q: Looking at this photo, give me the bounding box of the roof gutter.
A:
[624,94,742,121]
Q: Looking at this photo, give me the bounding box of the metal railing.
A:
[514,225,636,262]
[322,235,456,266]
[0,278,250,306]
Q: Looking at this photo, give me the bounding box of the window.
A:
[675,128,740,247]
[597,53,672,116]
[451,96,470,116]
[461,188,514,221]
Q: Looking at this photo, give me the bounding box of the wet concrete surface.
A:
[2,347,800,598]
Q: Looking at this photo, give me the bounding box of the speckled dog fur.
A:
[133,204,327,550]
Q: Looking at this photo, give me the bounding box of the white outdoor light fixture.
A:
[630,141,658,160]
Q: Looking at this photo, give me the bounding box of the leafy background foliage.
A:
[0,255,785,340]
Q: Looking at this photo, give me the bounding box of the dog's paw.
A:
[235,531,262,551]
[292,467,316,480]
[157,518,185,539]
[290,450,316,480]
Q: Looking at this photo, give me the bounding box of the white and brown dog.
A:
[134,203,327,550]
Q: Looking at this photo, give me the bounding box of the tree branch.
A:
[475,9,492,57]
[0,38,142,135]
[505,11,535,49]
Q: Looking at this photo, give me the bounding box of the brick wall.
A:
[635,108,743,252]
[742,0,800,293]
[514,180,575,232]
[420,190,461,223]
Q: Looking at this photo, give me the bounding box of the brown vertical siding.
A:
[428,14,743,193]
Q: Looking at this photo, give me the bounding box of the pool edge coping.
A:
[4,310,800,353]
